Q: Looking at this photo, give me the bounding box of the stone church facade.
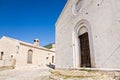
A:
[0,36,55,68]
[56,0,120,69]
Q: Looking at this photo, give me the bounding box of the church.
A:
[55,0,120,69]
[0,36,55,68]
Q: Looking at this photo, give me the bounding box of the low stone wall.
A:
[0,59,16,69]
[0,60,11,66]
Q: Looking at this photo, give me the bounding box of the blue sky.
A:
[0,0,67,46]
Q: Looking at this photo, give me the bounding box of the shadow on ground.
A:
[0,66,13,71]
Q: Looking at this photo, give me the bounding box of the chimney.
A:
[34,39,39,46]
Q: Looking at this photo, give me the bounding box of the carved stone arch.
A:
[72,19,95,68]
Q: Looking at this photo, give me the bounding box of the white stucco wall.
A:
[16,44,55,67]
[0,36,55,68]
[0,37,19,66]
[56,0,120,69]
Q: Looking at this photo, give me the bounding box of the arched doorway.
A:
[78,27,91,67]
[27,49,33,64]
[72,19,95,68]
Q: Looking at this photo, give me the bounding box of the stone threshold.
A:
[56,67,120,72]
[74,68,120,72]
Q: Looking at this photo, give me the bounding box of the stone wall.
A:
[56,0,120,69]
[0,36,55,68]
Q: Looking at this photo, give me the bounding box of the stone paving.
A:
[49,69,119,80]
[0,66,120,80]
[0,66,50,80]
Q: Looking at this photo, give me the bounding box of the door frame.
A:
[72,19,95,68]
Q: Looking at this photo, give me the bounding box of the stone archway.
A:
[72,19,95,68]
[78,27,91,67]
[27,49,33,64]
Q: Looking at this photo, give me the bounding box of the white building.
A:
[0,36,55,68]
[55,0,120,69]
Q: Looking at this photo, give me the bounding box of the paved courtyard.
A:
[0,66,119,80]
[0,66,50,80]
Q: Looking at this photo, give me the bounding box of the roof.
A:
[1,36,54,52]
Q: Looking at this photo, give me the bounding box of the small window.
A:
[75,0,82,11]
[11,55,13,58]
[46,57,49,60]
[0,52,4,60]
[27,49,33,64]
[52,56,54,63]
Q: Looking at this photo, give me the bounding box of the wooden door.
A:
[79,32,91,67]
